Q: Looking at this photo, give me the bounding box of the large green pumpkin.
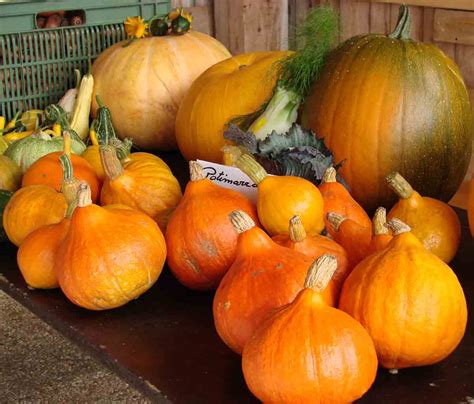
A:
[302,6,473,212]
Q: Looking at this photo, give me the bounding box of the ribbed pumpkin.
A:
[302,5,473,212]
[100,146,182,230]
[0,155,22,191]
[272,215,351,289]
[91,32,231,151]
[56,183,167,310]
[213,211,336,355]
[3,185,67,246]
[243,255,378,404]
[166,161,259,290]
[339,219,467,372]
[176,51,291,163]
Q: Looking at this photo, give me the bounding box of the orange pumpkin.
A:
[176,51,291,162]
[327,212,372,267]
[3,185,67,246]
[272,215,351,289]
[339,219,467,372]
[386,171,461,262]
[56,183,167,310]
[166,161,259,290]
[242,255,378,403]
[213,211,336,355]
[92,32,231,151]
[319,166,371,237]
[100,146,182,230]
[367,207,393,255]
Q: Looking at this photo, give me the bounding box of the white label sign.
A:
[196,159,258,203]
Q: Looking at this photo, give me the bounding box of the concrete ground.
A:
[1,290,149,402]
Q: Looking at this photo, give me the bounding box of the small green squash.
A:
[302,5,473,212]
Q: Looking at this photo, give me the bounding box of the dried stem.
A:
[304,254,337,292]
[385,218,411,236]
[326,212,346,232]
[229,210,255,234]
[189,161,205,181]
[372,207,389,235]
[386,172,414,199]
[289,216,307,242]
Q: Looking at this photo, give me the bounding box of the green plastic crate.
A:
[0,0,170,120]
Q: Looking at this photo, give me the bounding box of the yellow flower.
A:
[124,16,148,39]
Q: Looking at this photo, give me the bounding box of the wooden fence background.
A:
[172,0,474,206]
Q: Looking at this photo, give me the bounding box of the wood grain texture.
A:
[367,0,474,12]
[434,9,474,46]
[339,0,370,41]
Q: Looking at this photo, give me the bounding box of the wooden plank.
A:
[409,6,425,40]
[423,6,435,42]
[365,0,474,12]
[455,44,474,88]
[187,5,214,35]
[433,9,474,46]
[339,0,370,41]
[213,0,231,52]
[369,2,392,34]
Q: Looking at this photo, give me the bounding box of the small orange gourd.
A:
[22,133,101,202]
[272,215,352,289]
[242,255,378,403]
[234,153,324,236]
[386,171,461,262]
[100,146,182,230]
[367,207,393,255]
[327,212,372,267]
[213,211,337,354]
[56,183,167,310]
[166,161,259,290]
[319,166,371,237]
[17,154,80,289]
[339,219,467,372]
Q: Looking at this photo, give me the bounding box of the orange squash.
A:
[166,161,259,290]
[339,219,467,372]
[100,146,182,230]
[327,212,372,267]
[213,211,336,355]
[367,207,393,255]
[469,176,474,237]
[386,171,461,262]
[242,255,378,403]
[272,215,351,289]
[0,155,22,191]
[22,134,101,202]
[92,32,231,151]
[319,166,371,237]
[3,185,67,246]
[56,183,167,310]
[16,154,80,289]
[234,153,324,236]
[176,51,291,163]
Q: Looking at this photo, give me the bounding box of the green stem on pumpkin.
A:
[388,5,411,40]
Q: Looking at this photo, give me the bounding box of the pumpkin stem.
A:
[116,138,133,161]
[77,182,92,207]
[289,215,307,242]
[386,218,411,235]
[62,130,71,157]
[304,254,337,292]
[322,166,337,183]
[100,145,124,180]
[229,210,255,234]
[189,161,205,181]
[59,154,81,208]
[235,154,267,185]
[386,172,414,199]
[373,207,389,235]
[326,212,346,232]
[388,5,411,40]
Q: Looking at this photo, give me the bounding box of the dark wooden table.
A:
[1,152,473,403]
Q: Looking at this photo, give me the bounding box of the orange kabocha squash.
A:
[166,161,259,290]
[469,176,474,237]
[272,215,351,289]
[367,207,393,255]
[22,133,101,202]
[17,154,80,289]
[242,255,378,403]
[213,211,337,355]
[100,146,182,230]
[386,172,461,262]
[56,183,167,310]
[319,166,371,237]
[3,185,67,246]
[339,219,467,372]
[234,153,324,236]
[327,212,372,267]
